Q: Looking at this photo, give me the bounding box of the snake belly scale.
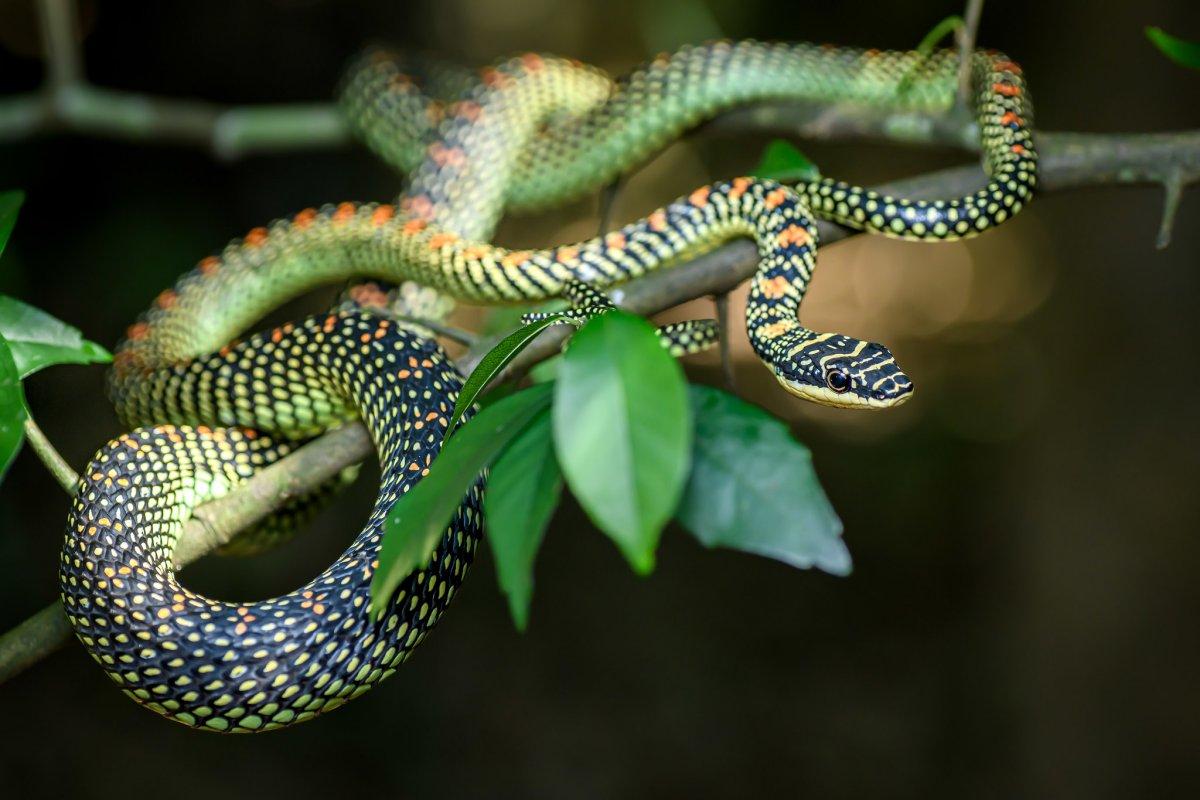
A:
[60,41,1035,731]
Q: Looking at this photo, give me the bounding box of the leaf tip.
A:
[815,539,853,577]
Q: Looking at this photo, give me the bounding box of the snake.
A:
[59,41,1035,731]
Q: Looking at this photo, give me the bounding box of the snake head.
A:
[771,331,913,409]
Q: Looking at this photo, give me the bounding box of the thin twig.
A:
[36,0,82,91]
[22,415,78,494]
[713,293,736,392]
[1157,167,1186,249]
[392,314,478,347]
[956,0,985,106]
[598,178,623,235]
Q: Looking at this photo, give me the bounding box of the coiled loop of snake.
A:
[60,41,1034,731]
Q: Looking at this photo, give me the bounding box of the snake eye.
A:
[825,368,851,393]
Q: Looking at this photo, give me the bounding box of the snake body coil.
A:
[61,42,1035,731]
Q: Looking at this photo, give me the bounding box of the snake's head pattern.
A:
[771,331,914,409]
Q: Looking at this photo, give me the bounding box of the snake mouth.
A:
[775,374,914,409]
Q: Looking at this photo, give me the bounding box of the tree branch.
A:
[3,0,355,159]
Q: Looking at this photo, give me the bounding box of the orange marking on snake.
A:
[322,315,337,333]
[198,256,220,275]
[605,232,626,250]
[429,144,466,167]
[648,210,668,231]
[271,328,283,344]
[349,284,388,308]
[689,186,711,207]
[155,289,177,309]
[992,60,1022,75]
[758,275,791,299]
[293,208,317,229]
[502,250,532,268]
[729,177,752,199]
[332,202,357,224]
[450,101,482,121]
[999,111,1023,126]
[403,195,434,220]
[760,321,794,339]
[1010,144,1027,155]
[776,225,812,248]
[764,188,789,209]
[481,67,513,88]
[993,82,1021,97]
[244,227,269,247]
[126,322,149,340]
[372,205,395,225]
[556,246,579,263]
[461,245,488,260]
[428,232,457,249]
[521,53,544,71]
[402,218,428,234]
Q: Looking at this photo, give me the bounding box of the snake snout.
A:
[868,370,914,407]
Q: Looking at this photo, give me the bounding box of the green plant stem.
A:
[1,124,1198,684]
[22,415,77,494]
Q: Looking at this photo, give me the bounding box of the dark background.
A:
[1,1,1199,797]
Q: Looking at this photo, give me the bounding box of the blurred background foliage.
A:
[0,0,1198,797]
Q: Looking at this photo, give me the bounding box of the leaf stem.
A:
[22,414,77,494]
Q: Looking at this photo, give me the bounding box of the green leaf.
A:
[371,382,553,616]
[751,139,820,183]
[529,355,560,384]
[447,316,565,436]
[0,334,29,482]
[676,384,850,576]
[0,191,24,260]
[914,14,963,56]
[553,311,691,574]
[1146,26,1200,71]
[485,408,563,631]
[0,295,112,378]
